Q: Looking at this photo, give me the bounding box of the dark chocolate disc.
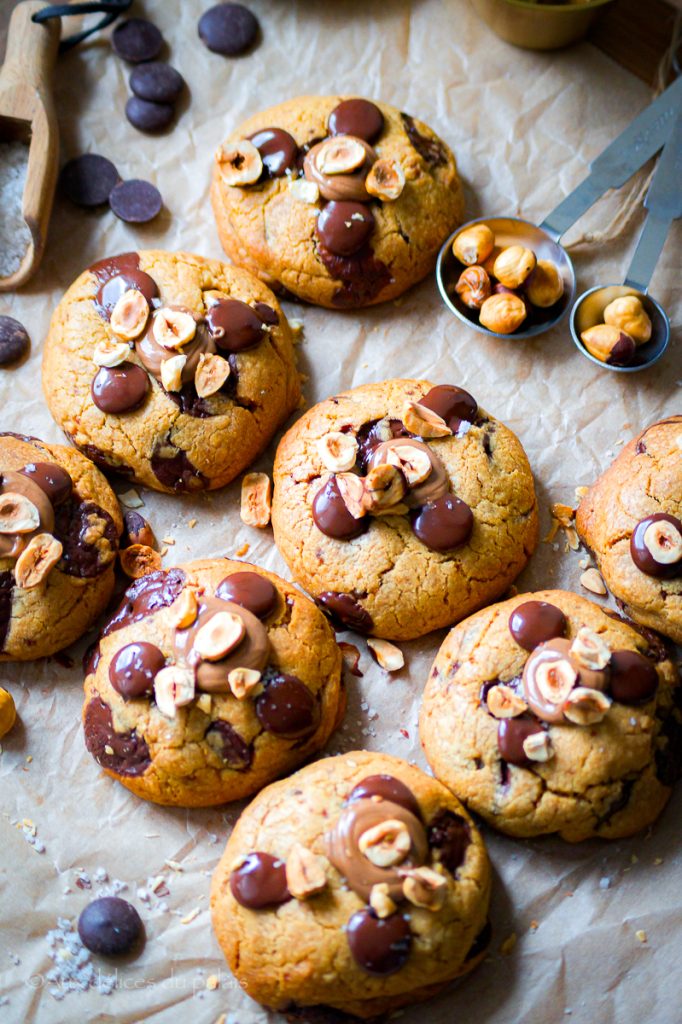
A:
[315,201,374,257]
[112,18,163,63]
[419,385,478,433]
[78,897,143,957]
[318,591,373,633]
[198,3,259,56]
[83,698,151,776]
[312,476,369,540]
[427,809,470,873]
[206,298,265,352]
[109,180,163,224]
[129,62,185,103]
[497,717,544,767]
[346,909,411,975]
[255,674,318,738]
[253,301,278,325]
[328,99,384,143]
[410,495,473,552]
[630,514,682,579]
[125,95,175,134]
[60,154,120,208]
[94,265,158,322]
[248,128,298,178]
[216,571,277,618]
[20,462,73,506]
[91,363,149,414]
[103,568,186,636]
[609,650,659,704]
[349,774,421,818]
[509,601,568,651]
[229,852,289,909]
[109,642,165,699]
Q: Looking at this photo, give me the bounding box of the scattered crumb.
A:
[635,929,648,944]
[529,920,539,932]
[188,518,197,528]
[580,568,607,596]
[118,489,144,509]
[654,857,663,866]
[235,542,250,557]
[161,536,175,546]
[164,859,183,872]
[181,907,201,925]
[206,974,220,991]
[500,933,517,956]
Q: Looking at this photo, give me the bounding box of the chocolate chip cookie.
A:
[420,589,681,841]
[211,96,465,308]
[576,417,682,644]
[210,750,490,1019]
[271,379,538,640]
[43,250,300,493]
[82,558,344,806]
[0,432,121,660]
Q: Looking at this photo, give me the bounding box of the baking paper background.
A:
[1,0,681,1021]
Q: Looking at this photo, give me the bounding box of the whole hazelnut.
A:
[479,292,527,334]
[525,259,564,308]
[493,282,530,316]
[455,266,491,309]
[452,223,495,266]
[603,295,652,344]
[123,510,156,549]
[581,324,636,366]
[493,245,537,289]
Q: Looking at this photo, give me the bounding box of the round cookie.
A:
[211,95,465,308]
[42,250,300,494]
[271,378,538,641]
[0,432,121,661]
[211,751,490,1019]
[420,589,681,841]
[82,558,344,806]
[576,417,682,644]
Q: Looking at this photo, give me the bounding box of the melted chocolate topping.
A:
[20,462,73,506]
[609,649,659,704]
[419,385,478,433]
[356,418,411,471]
[401,113,447,167]
[509,601,568,651]
[315,201,374,257]
[91,364,149,414]
[346,909,411,975]
[229,852,290,908]
[102,568,186,636]
[89,253,159,320]
[427,809,470,873]
[83,697,151,776]
[497,716,544,767]
[410,494,473,552]
[216,571,278,618]
[318,592,373,633]
[109,642,166,699]
[53,499,118,578]
[205,720,253,770]
[255,674,318,738]
[328,99,384,143]
[0,571,13,652]
[316,242,394,307]
[248,127,298,178]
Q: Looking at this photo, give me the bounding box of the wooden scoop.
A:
[0,1,60,292]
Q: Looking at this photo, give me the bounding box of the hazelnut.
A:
[643,517,682,565]
[228,667,263,700]
[486,683,528,719]
[455,266,491,310]
[216,140,263,186]
[0,687,16,738]
[580,324,635,366]
[123,510,156,549]
[167,588,199,630]
[120,543,162,579]
[14,533,63,588]
[358,819,411,867]
[193,610,245,661]
[195,352,231,398]
[154,665,195,719]
[481,245,503,275]
[525,260,564,308]
[240,472,272,528]
[110,288,149,340]
[92,339,131,368]
[363,464,406,511]
[579,567,607,596]
[535,657,577,705]
[479,292,527,334]
[160,354,187,393]
[153,308,197,350]
[285,844,328,900]
[402,866,448,911]
[290,179,320,204]
[402,401,452,438]
[452,223,495,266]
[569,627,611,672]
[603,295,651,344]
[523,731,554,762]
[315,135,367,175]
[383,443,432,487]
[369,883,397,919]
[0,492,40,534]
[493,246,537,288]
[366,159,406,201]
[367,637,405,672]
[563,686,611,725]
[335,472,367,520]
[317,431,359,473]
[196,693,212,715]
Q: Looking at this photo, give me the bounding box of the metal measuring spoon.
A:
[571,108,682,372]
[436,76,682,340]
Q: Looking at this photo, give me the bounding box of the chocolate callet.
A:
[609,649,659,704]
[410,494,473,552]
[318,592,373,633]
[229,852,290,909]
[401,113,447,166]
[109,642,165,700]
[20,462,73,505]
[349,774,421,818]
[497,716,543,767]
[356,418,410,471]
[102,568,186,636]
[427,809,470,873]
[346,909,411,975]
[205,720,253,770]
[83,698,151,777]
[53,500,118,578]
[248,127,298,178]
[0,571,13,652]
[90,252,159,321]
[328,99,384,143]
[596,779,636,827]
[419,385,478,433]
[216,571,277,618]
[312,476,369,540]
[509,600,568,651]
[255,674,319,738]
[151,446,206,492]
[91,364,149,414]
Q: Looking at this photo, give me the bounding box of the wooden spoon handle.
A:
[0,1,60,95]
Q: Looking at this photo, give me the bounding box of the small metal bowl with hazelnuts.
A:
[436,217,576,340]
[570,285,669,373]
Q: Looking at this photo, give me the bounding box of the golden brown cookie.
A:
[210,751,490,1018]
[576,417,682,643]
[42,250,300,494]
[420,589,680,841]
[0,432,121,661]
[82,558,344,806]
[211,95,465,308]
[271,379,538,640]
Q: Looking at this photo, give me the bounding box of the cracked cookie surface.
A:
[82,558,344,806]
[576,417,682,643]
[271,379,538,641]
[42,250,300,494]
[420,589,680,841]
[211,750,490,1019]
[0,433,122,661]
[211,95,465,308]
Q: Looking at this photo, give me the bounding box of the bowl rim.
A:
[491,0,614,13]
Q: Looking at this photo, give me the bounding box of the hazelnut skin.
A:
[0,687,16,738]
[123,510,156,549]
[581,324,636,366]
[479,292,527,334]
[525,259,564,308]
[603,295,652,344]
[452,224,495,266]
[493,245,537,289]
[455,266,491,309]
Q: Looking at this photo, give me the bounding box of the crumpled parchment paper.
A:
[0,1,680,1022]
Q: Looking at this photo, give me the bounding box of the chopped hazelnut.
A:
[535,657,577,705]
[581,324,635,366]
[381,443,432,486]
[290,179,320,203]
[110,288,149,340]
[153,308,197,350]
[317,431,358,473]
[452,223,495,266]
[154,665,195,719]
[123,510,156,548]
[228,667,263,700]
[216,140,263,186]
[486,683,527,719]
[493,246,537,289]
[92,339,131,368]
[285,843,328,899]
[335,472,367,519]
[479,292,527,334]
[367,637,405,672]
[603,295,651,344]
[160,354,187,392]
[402,866,448,911]
[119,543,162,579]
[569,626,611,671]
[14,533,63,589]
[455,266,491,310]
[369,883,397,918]
[168,588,199,629]
[195,353,231,398]
[193,611,245,661]
[315,135,367,175]
[525,259,564,308]
[523,731,554,762]
[240,472,272,528]
[358,819,411,867]
[196,693,212,714]
[366,159,406,201]
[563,686,611,725]
[402,401,452,438]
[363,464,406,511]
[0,492,40,534]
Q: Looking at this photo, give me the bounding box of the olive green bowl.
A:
[469,0,614,51]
